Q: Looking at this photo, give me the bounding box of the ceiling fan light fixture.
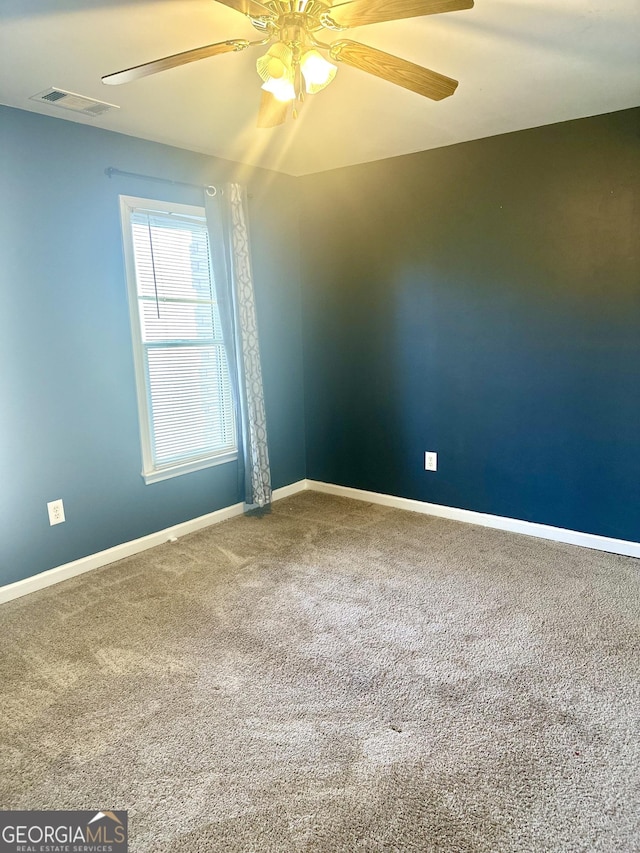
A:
[256,42,292,82]
[257,42,296,101]
[261,75,296,102]
[300,49,337,94]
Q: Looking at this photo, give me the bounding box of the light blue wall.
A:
[0,106,306,586]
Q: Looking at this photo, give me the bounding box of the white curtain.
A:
[205,183,271,513]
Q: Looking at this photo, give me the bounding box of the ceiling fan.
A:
[102,0,473,128]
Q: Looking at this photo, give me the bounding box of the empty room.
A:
[1,0,639,850]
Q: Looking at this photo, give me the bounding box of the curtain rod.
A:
[105,167,220,196]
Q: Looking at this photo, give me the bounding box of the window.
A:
[120,195,236,484]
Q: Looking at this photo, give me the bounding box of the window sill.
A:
[142,450,238,484]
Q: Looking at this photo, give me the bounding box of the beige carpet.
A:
[1,491,639,852]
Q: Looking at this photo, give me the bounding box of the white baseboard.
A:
[306,480,640,560]
[0,480,308,605]
[3,477,637,606]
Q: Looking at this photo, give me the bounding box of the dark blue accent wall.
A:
[299,108,640,542]
[0,106,305,586]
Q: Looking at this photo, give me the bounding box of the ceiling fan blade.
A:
[102,39,249,85]
[327,0,472,29]
[257,91,288,128]
[215,0,275,17]
[330,40,458,100]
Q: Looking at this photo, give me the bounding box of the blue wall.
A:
[299,108,640,543]
[0,106,306,586]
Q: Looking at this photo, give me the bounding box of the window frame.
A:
[119,194,237,484]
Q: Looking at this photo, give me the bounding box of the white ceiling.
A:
[1,0,638,176]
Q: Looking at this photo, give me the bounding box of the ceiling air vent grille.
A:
[30,88,119,117]
[42,90,66,103]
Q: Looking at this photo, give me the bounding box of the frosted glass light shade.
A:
[256,42,293,82]
[300,50,337,94]
[257,42,296,102]
[261,76,296,102]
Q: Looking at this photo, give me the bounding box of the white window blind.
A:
[120,196,236,483]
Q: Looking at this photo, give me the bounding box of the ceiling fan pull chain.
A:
[294,51,303,107]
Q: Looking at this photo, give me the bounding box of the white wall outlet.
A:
[47,499,65,526]
[424,452,438,472]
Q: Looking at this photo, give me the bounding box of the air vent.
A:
[29,88,119,117]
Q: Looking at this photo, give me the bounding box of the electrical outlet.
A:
[47,499,65,525]
[424,451,438,472]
